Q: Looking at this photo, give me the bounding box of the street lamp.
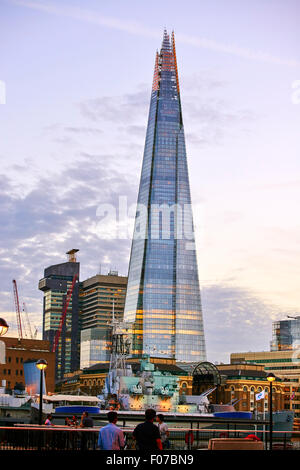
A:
[267,373,276,451]
[36,359,48,425]
[0,318,9,336]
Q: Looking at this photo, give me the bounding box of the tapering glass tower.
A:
[124,30,206,364]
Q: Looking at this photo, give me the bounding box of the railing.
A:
[0,425,299,451]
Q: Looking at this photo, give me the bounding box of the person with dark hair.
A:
[156,414,170,449]
[97,411,125,450]
[80,411,94,428]
[133,409,162,451]
[44,414,54,426]
[80,411,94,451]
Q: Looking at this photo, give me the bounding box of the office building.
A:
[231,351,300,418]
[124,30,206,364]
[271,316,300,351]
[38,249,80,381]
[79,271,127,368]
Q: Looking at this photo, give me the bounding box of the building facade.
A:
[80,272,127,330]
[231,351,300,418]
[79,272,127,368]
[271,316,300,351]
[192,362,284,413]
[80,328,111,369]
[0,337,55,394]
[39,250,80,381]
[217,364,284,413]
[124,30,206,364]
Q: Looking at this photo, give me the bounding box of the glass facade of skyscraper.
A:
[79,272,127,368]
[39,257,80,381]
[124,31,206,363]
[271,317,300,351]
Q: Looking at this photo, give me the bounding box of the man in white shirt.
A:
[156,414,169,449]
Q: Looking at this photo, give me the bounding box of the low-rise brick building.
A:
[0,337,55,394]
[193,363,285,413]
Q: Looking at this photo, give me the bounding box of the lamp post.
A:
[36,359,48,425]
[0,318,9,336]
[267,373,275,451]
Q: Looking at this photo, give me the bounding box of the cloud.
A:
[78,90,149,124]
[64,126,103,135]
[201,283,290,363]
[0,153,136,334]
[11,0,300,67]
[183,96,255,147]
[77,78,255,150]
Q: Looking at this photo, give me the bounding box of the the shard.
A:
[124,30,206,364]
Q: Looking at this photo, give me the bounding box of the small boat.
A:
[54,405,101,414]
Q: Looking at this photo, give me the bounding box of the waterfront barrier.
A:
[0,425,298,451]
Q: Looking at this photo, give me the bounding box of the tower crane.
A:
[12,279,23,339]
[12,280,38,340]
[22,302,34,339]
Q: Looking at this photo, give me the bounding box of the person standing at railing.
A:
[80,411,94,428]
[97,411,125,450]
[80,411,94,451]
[44,414,54,426]
[133,409,163,451]
[156,414,170,449]
[71,415,78,427]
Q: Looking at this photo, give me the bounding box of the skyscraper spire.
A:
[162,28,171,51]
[171,30,180,96]
[152,50,160,92]
[124,31,206,365]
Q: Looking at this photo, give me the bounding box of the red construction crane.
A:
[12,279,23,339]
[52,274,78,353]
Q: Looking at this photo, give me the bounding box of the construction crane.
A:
[12,280,38,340]
[12,279,23,339]
[22,302,34,339]
[33,326,38,339]
[52,274,78,353]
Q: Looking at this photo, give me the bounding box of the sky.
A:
[0,0,300,363]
